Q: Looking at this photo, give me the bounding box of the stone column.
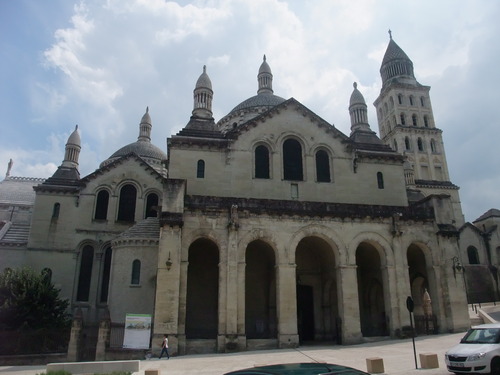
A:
[67,308,83,362]
[224,225,239,351]
[237,260,246,350]
[276,263,299,348]
[338,265,362,344]
[153,225,182,356]
[95,310,110,361]
[391,235,412,330]
[383,264,400,335]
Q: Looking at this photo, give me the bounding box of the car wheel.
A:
[491,357,500,375]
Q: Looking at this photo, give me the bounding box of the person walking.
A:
[159,334,170,359]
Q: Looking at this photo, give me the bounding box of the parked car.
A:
[223,362,370,375]
[445,323,500,374]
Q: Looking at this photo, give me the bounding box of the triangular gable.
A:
[225,98,351,143]
[80,152,166,188]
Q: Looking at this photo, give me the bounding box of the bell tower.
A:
[373,32,464,224]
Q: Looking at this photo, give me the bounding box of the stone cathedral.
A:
[2,35,500,359]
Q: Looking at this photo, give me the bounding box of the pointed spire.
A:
[380,34,416,87]
[5,158,13,178]
[192,65,213,119]
[138,106,152,142]
[257,54,273,95]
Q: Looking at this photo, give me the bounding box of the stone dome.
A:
[107,141,166,161]
[195,65,212,90]
[217,56,286,131]
[349,82,366,106]
[100,109,167,172]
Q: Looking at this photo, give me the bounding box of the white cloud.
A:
[2,0,500,222]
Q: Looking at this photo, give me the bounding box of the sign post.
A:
[406,296,418,369]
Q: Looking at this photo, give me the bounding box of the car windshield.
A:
[461,328,500,344]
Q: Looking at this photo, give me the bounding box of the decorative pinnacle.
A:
[388,29,392,40]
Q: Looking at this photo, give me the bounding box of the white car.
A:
[445,323,500,374]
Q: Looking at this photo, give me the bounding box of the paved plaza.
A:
[0,331,465,375]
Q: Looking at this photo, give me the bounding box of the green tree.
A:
[0,267,70,330]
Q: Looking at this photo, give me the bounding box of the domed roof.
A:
[258,55,272,75]
[217,56,286,130]
[349,82,366,106]
[230,93,286,113]
[140,109,151,125]
[100,109,167,170]
[195,65,212,90]
[107,141,167,161]
[67,125,81,146]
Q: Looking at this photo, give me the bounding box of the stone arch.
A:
[355,240,389,337]
[288,224,344,265]
[185,237,220,339]
[407,242,439,333]
[182,229,223,262]
[348,232,394,266]
[245,239,277,339]
[295,234,339,343]
[238,229,279,264]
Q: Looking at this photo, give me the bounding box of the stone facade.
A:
[1,36,499,359]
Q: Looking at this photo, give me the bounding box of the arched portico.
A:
[407,243,438,334]
[245,239,277,340]
[355,241,389,337]
[295,236,338,343]
[185,238,219,351]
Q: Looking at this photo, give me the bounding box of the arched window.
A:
[196,160,205,178]
[100,247,112,303]
[145,193,159,218]
[405,137,411,151]
[377,172,384,189]
[393,139,398,151]
[77,245,94,302]
[430,139,437,153]
[389,96,394,108]
[255,145,270,179]
[94,190,109,220]
[117,184,137,222]
[409,96,414,106]
[420,96,425,107]
[315,150,331,182]
[398,94,403,105]
[283,139,303,181]
[131,259,141,285]
[467,246,480,265]
[417,138,424,151]
[400,113,406,125]
[52,203,60,219]
[412,114,418,126]
[424,115,429,127]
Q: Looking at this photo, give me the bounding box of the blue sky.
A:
[1,0,499,222]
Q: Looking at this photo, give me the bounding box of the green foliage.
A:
[0,267,71,330]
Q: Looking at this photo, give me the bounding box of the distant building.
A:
[2,35,499,358]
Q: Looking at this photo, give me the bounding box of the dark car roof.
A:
[224,362,369,375]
